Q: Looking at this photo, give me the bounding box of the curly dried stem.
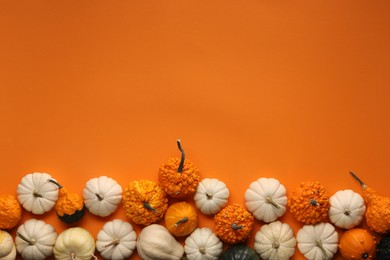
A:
[315,240,328,260]
[350,171,368,189]
[177,139,185,173]
[48,179,63,189]
[266,196,280,208]
[16,232,36,245]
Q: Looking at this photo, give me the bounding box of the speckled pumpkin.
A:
[55,187,85,224]
[0,195,22,230]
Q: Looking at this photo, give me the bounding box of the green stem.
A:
[177,139,185,173]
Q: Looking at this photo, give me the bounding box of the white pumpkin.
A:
[17,172,61,214]
[15,219,58,260]
[184,227,223,260]
[329,189,366,229]
[245,178,287,223]
[254,221,296,260]
[297,222,339,260]
[137,224,184,260]
[0,230,16,260]
[83,176,122,217]
[96,219,136,260]
[194,178,229,215]
[53,227,96,260]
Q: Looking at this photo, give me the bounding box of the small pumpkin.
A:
[165,202,198,237]
[194,178,229,215]
[158,140,200,199]
[377,234,390,260]
[56,187,86,224]
[184,227,223,260]
[15,219,58,260]
[0,195,22,230]
[83,176,123,217]
[288,181,330,225]
[254,221,296,260]
[297,222,339,260]
[220,244,260,260]
[339,228,376,260]
[17,172,61,214]
[245,178,287,223]
[123,179,168,226]
[329,189,366,229]
[214,204,254,244]
[0,230,16,260]
[96,219,137,260]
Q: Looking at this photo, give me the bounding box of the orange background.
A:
[1,1,390,259]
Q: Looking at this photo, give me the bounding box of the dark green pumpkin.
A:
[220,244,260,260]
[377,234,390,260]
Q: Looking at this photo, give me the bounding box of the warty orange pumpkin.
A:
[0,194,22,230]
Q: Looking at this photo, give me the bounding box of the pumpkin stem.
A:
[33,191,44,198]
[350,171,368,189]
[16,232,36,245]
[206,192,213,199]
[199,246,206,254]
[48,179,63,189]
[362,253,369,259]
[177,139,185,173]
[143,202,157,212]
[266,196,280,209]
[310,199,320,206]
[175,217,188,226]
[95,193,104,201]
[104,238,120,248]
[272,241,280,249]
[315,240,329,260]
[231,223,244,230]
[344,209,351,216]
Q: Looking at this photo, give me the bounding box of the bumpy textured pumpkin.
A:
[0,230,16,260]
[288,181,330,225]
[245,178,287,223]
[377,234,390,260]
[54,227,96,260]
[220,244,260,260]
[194,178,229,215]
[184,227,223,260]
[123,179,168,226]
[214,204,254,244]
[158,140,200,199]
[165,202,198,237]
[56,187,85,224]
[0,195,22,230]
[339,228,376,260]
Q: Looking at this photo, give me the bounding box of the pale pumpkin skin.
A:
[194,178,230,215]
[184,227,223,260]
[0,230,16,260]
[54,227,96,260]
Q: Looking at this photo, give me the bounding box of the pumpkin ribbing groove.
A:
[176,139,185,173]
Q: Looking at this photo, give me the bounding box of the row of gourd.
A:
[1,140,390,260]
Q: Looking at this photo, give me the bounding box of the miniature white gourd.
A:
[0,230,16,260]
[194,178,229,215]
[184,227,223,260]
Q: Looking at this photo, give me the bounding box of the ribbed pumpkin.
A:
[165,202,198,237]
[55,187,86,224]
[220,244,259,260]
[0,195,22,230]
[339,228,376,260]
[377,234,390,260]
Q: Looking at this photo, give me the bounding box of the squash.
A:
[96,219,137,260]
[122,179,168,226]
[0,230,16,260]
[377,234,390,260]
[220,244,260,260]
[194,178,229,215]
[56,187,86,224]
[83,176,123,217]
[339,228,376,260]
[136,224,184,260]
[15,219,58,260]
[158,140,200,199]
[329,189,366,229]
[297,222,339,260]
[0,195,22,230]
[245,178,287,223]
[17,172,61,214]
[165,202,198,237]
[288,181,330,225]
[53,227,96,260]
[350,171,390,234]
[184,227,223,260]
[254,221,296,260]
[214,204,254,244]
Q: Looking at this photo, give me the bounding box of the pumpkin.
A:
[0,230,16,260]
[245,178,287,223]
[158,140,200,199]
[53,227,96,260]
[136,224,184,260]
[15,219,58,260]
[220,244,260,260]
[350,171,390,234]
[214,204,254,244]
[165,202,198,237]
[96,219,136,260]
[0,195,22,230]
[17,172,61,214]
[329,189,366,229]
[339,228,376,260]
[194,178,229,215]
[288,181,330,225]
[377,234,390,260]
[122,179,168,226]
[297,222,339,260]
[56,187,86,224]
[83,176,123,217]
[184,227,223,260]
[254,221,296,260]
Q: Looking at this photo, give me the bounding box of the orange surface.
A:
[1,0,390,259]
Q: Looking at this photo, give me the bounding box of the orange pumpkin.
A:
[0,194,22,230]
[55,187,85,224]
[339,228,376,260]
[165,202,197,237]
[158,140,200,199]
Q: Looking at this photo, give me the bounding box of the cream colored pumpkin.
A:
[83,176,122,217]
[0,230,16,260]
[329,189,366,229]
[137,224,184,260]
[17,172,61,214]
[15,219,58,260]
[297,222,339,260]
[96,219,136,260]
[184,227,223,260]
[54,227,95,260]
[194,178,229,215]
[245,178,287,223]
[254,221,296,260]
